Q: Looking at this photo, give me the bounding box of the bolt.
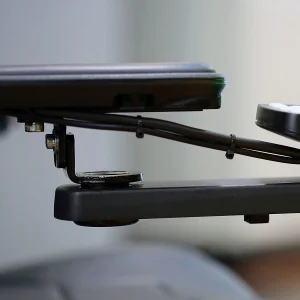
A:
[25,122,44,132]
[45,134,57,150]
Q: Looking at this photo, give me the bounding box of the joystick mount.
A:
[45,124,143,187]
[8,107,300,227]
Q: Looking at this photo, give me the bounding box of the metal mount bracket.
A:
[45,125,143,187]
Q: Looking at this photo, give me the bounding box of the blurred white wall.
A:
[2,0,300,268]
[0,0,137,269]
[130,0,300,255]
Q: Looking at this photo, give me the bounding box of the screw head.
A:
[45,134,57,150]
[25,122,44,132]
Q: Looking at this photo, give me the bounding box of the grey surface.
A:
[0,244,260,300]
[0,62,222,81]
[0,286,61,300]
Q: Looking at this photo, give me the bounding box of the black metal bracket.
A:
[46,125,143,187]
[52,124,67,168]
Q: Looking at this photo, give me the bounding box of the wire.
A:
[1,108,300,164]
[35,109,300,158]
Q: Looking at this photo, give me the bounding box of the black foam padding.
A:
[54,177,300,222]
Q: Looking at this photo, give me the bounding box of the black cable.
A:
[2,108,300,164]
[35,109,300,158]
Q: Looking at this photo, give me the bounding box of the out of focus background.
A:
[1,0,300,299]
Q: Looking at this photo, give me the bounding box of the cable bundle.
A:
[2,108,300,164]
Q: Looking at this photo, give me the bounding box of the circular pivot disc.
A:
[76,171,143,186]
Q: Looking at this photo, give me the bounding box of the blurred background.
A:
[1,0,300,299]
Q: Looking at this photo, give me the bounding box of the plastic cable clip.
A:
[226,134,236,160]
[136,115,144,139]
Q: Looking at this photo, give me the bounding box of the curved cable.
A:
[1,108,300,164]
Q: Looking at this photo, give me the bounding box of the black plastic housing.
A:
[0,63,225,113]
[54,177,300,223]
[256,104,300,141]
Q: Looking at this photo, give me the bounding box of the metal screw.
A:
[45,134,58,150]
[25,122,44,132]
